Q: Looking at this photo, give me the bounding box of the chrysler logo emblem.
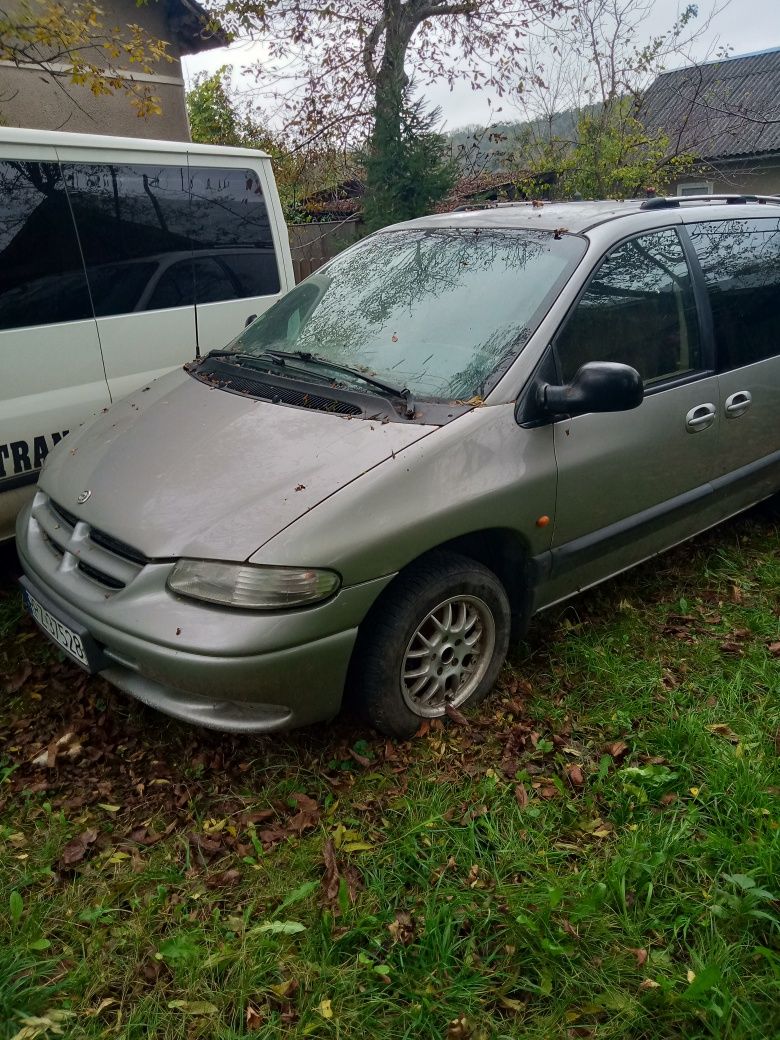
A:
[76,490,92,505]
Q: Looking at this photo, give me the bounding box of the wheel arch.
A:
[357,526,536,647]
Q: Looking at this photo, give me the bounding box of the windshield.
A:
[230,228,586,399]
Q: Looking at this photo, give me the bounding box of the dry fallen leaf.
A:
[706,723,740,743]
[388,910,415,945]
[566,765,585,787]
[318,998,334,1020]
[322,839,340,903]
[629,948,648,967]
[60,828,98,866]
[605,740,629,759]
[639,978,660,991]
[514,783,529,808]
[445,703,471,727]
[245,1005,264,1032]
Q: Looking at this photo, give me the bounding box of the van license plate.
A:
[23,590,92,670]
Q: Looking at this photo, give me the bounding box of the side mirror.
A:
[542,362,643,417]
[245,313,258,328]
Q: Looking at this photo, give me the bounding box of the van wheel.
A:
[352,551,511,739]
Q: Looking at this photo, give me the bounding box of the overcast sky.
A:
[182,0,780,132]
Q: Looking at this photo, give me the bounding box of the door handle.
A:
[685,402,716,433]
[724,390,752,418]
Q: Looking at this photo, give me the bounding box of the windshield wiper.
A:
[204,348,416,418]
[268,350,417,418]
[202,349,334,386]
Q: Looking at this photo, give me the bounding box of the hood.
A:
[39,369,437,560]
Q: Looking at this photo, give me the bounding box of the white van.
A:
[0,128,295,539]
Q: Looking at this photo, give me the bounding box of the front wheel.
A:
[351,551,511,738]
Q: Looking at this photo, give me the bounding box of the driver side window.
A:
[555,228,702,386]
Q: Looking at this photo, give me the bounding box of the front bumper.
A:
[17,498,395,732]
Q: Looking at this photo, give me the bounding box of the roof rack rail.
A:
[641,194,780,210]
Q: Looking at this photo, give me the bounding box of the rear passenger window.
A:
[0,160,92,330]
[556,228,702,386]
[688,218,780,370]
[62,162,280,318]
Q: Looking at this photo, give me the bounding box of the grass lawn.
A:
[1,512,779,1040]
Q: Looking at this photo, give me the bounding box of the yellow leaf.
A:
[167,1000,218,1015]
[318,998,334,1019]
[687,970,696,983]
[689,787,700,797]
[98,803,121,813]
[342,842,374,853]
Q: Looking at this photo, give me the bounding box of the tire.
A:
[350,550,511,739]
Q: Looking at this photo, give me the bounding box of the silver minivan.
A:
[16,197,780,737]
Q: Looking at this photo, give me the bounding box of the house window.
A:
[677,182,713,197]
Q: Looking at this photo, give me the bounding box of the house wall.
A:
[671,157,780,197]
[0,0,190,140]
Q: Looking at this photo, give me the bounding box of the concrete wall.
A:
[0,0,191,140]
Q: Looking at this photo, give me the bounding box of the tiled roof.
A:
[641,48,780,160]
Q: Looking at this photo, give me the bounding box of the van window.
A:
[0,160,93,330]
[688,218,780,370]
[61,162,280,318]
[555,229,702,385]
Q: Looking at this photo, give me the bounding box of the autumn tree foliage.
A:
[0,0,173,118]
[214,0,564,221]
[509,0,709,197]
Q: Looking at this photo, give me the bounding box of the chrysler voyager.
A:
[16,196,780,737]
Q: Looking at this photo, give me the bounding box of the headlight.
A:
[166,560,341,609]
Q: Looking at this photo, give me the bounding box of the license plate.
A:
[23,589,92,670]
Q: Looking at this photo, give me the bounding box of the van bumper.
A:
[17,504,394,732]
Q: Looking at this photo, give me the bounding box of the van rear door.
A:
[0,148,110,539]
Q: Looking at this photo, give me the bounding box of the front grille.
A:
[51,501,78,528]
[77,560,125,589]
[33,496,146,593]
[89,527,148,566]
[41,529,64,558]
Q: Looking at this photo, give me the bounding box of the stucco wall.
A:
[672,158,780,197]
[0,0,191,140]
